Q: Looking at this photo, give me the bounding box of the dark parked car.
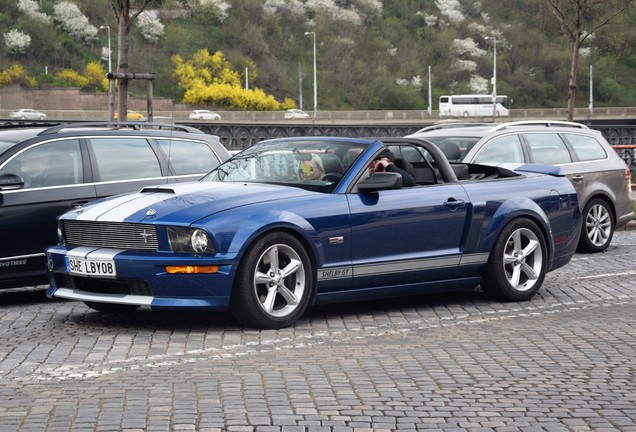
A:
[0,122,231,289]
[47,137,580,329]
[408,120,634,253]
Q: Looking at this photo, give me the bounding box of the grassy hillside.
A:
[1,0,635,111]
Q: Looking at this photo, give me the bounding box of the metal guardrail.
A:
[2,107,636,124]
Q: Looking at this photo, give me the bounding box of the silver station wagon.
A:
[409,120,634,253]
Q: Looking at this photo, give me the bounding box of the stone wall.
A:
[0,85,181,112]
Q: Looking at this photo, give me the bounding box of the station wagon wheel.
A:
[84,301,140,313]
[481,218,546,301]
[577,198,614,253]
[231,232,314,329]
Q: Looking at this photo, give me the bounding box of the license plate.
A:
[65,257,116,277]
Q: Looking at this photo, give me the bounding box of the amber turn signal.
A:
[166,265,219,274]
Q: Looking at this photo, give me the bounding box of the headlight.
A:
[167,227,216,254]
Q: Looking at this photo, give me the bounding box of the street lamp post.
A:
[99,25,112,73]
[305,31,317,116]
[99,25,114,121]
[485,36,497,119]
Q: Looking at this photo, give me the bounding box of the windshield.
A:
[201,139,368,193]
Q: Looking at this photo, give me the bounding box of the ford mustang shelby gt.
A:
[46,137,581,329]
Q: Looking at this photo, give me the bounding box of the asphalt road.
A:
[1,231,635,431]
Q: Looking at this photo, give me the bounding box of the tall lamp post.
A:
[100,25,114,121]
[485,36,497,119]
[99,25,112,73]
[304,31,317,116]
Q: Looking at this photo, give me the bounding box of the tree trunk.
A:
[566,37,580,122]
[116,15,129,122]
[110,0,151,122]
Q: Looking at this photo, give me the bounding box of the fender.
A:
[479,196,554,260]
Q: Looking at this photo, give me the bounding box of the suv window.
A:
[0,139,83,188]
[564,133,607,161]
[473,134,524,164]
[156,139,221,175]
[524,133,572,165]
[89,137,162,181]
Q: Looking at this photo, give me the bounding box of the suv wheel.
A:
[578,198,614,253]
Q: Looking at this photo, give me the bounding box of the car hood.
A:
[68,182,314,224]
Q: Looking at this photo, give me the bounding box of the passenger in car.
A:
[298,154,324,180]
[369,149,416,187]
[20,154,53,188]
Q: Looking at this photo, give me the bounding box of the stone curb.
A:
[621,218,636,231]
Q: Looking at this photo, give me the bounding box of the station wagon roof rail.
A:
[38,121,205,136]
[414,122,493,134]
[491,120,590,131]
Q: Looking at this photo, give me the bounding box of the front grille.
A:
[57,274,152,296]
[64,220,159,251]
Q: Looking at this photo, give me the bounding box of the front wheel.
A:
[577,198,614,253]
[231,232,314,329]
[481,218,547,301]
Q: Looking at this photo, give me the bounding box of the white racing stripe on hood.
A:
[94,192,176,222]
[76,183,215,222]
[76,191,175,222]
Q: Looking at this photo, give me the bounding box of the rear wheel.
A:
[84,302,140,313]
[230,232,314,329]
[577,198,614,253]
[481,218,547,301]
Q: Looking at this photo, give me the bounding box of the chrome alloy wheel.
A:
[585,202,612,248]
[252,243,306,318]
[502,227,543,292]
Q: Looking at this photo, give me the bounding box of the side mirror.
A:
[0,173,25,191]
[357,172,403,192]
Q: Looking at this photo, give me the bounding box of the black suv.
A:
[0,122,231,289]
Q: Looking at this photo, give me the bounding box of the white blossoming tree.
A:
[53,2,98,43]
[18,0,51,22]
[136,11,164,43]
[4,29,31,56]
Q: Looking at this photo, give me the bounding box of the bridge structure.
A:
[182,118,636,151]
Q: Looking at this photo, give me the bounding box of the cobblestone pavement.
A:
[1,232,635,431]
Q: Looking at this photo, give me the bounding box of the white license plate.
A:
[65,257,116,277]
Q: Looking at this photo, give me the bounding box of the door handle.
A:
[443,198,465,210]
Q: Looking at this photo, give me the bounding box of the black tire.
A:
[84,301,140,313]
[577,198,614,253]
[230,232,314,329]
[481,218,547,301]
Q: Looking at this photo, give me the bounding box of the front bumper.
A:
[46,246,237,311]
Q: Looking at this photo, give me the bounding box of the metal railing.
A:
[2,107,636,124]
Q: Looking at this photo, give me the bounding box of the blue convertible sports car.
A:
[46,137,581,328]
